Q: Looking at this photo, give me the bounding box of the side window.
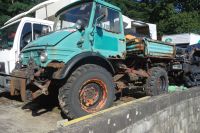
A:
[94,4,121,33]
[33,24,51,40]
[20,23,32,50]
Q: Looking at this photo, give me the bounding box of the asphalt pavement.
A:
[0,93,62,133]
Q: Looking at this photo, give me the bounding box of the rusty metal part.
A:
[11,69,27,79]
[49,62,66,79]
[127,72,139,81]
[79,79,108,113]
[113,74,125,82]
[10,69,29,101]
[32,89,43,99]
[53,69,62,79]
[115,81,127,92]
[10,77,27,101]
[47,62,65,69]
[34,68,44,77]
[113,74,127,92]
[135,43,144,51]
[20,79,27,101]
[33,80,51,95]
[126,68,149,78]
[10,77,17,96]
[10,77,51,101]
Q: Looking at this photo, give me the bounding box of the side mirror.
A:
[23,33,32,46]
[96,7,108,24]
[41,26,50,35]
[23,38,31,46]
[75,19,86,30]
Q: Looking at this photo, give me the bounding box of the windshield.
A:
[0,22,19,49]
[55,2,93,30]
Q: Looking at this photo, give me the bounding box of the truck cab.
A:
[0,17,53,92]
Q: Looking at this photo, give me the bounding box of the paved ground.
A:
[0,93,62,133]
[0,90,142,133]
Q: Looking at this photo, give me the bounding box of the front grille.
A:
[0,62,5,73]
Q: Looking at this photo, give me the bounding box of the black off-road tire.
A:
[145,67,169,96]
[58,64,115,119]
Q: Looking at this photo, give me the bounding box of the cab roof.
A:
[55,0,121,16]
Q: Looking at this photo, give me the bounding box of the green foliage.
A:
[107,0,151,21]
[158,11,200,35]
[8,2,32,14]
[175,0,200,12]
[108,0,200,35]
[0,0,42,26]
[0,0,199,36]
[0,15,10,27]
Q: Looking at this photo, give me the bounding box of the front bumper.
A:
[9,59,65,101]
[10,65,53,102]
[10,69,27,101]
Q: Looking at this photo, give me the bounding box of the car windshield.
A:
[0,22,20,49]
[55,2,93,30]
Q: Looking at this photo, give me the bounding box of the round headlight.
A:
[40,51,48,63]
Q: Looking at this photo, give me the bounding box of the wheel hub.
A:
[80,85,99,107]
[79,79,107,113]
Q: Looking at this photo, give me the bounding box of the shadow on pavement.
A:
[0,92,22,101]
[0,86,146,119]
[0,91,61,117]
[21,94,60,117]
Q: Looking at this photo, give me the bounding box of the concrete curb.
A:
[51,88,200,133]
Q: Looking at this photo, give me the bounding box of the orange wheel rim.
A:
[79,79,108,113]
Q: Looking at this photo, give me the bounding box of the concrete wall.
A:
[52,87,200,133]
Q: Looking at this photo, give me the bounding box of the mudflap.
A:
[10,77,27,101]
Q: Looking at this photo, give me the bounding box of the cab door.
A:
[92,4,126,58]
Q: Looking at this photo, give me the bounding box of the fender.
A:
[53,52,115,79]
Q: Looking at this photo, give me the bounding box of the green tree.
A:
[109,0,200,35]
[0,0,43,26]
[175,0,200,12]
[158,11,200,35]
[0,0,200,35]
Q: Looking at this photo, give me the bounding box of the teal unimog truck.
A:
[10,0,175,118]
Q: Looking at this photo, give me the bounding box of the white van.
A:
[0,17,53,92]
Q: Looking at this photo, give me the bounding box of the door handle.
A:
[119,39,126,42]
